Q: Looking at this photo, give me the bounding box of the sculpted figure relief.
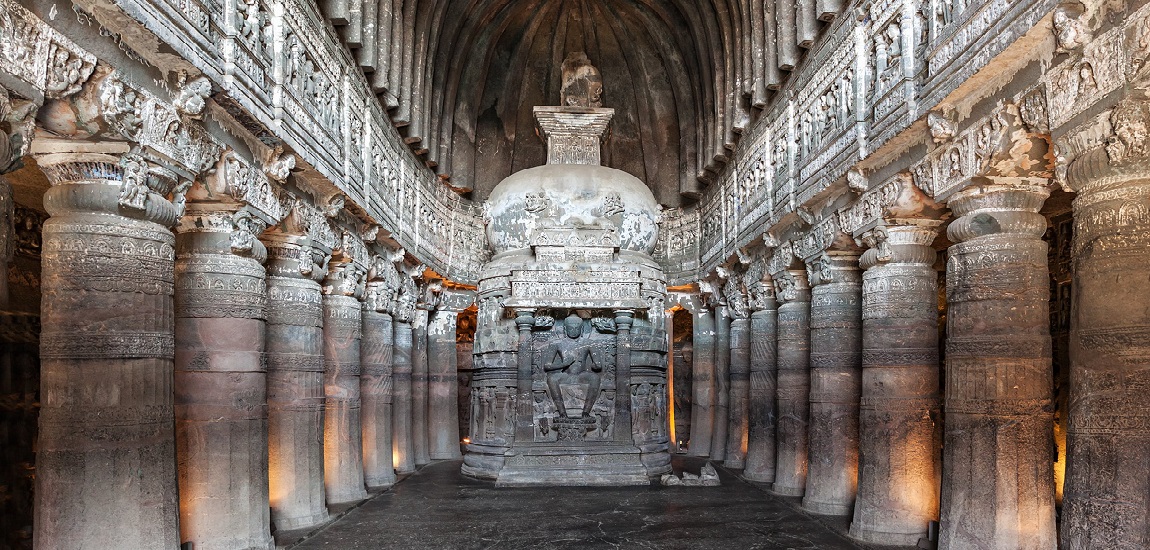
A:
[542,314,604,420]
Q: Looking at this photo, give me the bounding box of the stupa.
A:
[462,52,670,486]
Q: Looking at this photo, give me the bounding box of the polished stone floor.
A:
[289,456,876,549]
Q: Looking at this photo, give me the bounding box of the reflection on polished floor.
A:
[289,457,868,549]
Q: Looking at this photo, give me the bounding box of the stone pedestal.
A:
[412,307,431,465]
[392,318,416,474]
[724,316,750,468]
[772,269,811,497]
[174,205,273,550]
[743,290,779,483]
[710,305,730,461]
[688,306,716,457]
[849,223,941,545]
[361,307,397,488]
[35,155,180,549]
[264,232,329,531]
[802,252,862,516]
[428,307,462,460]
[322,281,369,505]
[1061,147,1150,548]
[939,183,1056,549]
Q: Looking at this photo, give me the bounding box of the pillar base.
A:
[801,498,852,516]
[742,470,776,483]
[848,525,926,547]
[769,483,805,497]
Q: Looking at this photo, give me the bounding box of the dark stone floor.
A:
[290,456,876,549]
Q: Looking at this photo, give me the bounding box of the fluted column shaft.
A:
[850,223,942,545]
[428,308,462,459]
[362,307,397,487]
[710,304,731,460]
[688,306,716,456]
[35,156,180,549]
[724,316,751,468]
[322,288,368,505]
[174,205,273,550]
[744,293,779,482]
[1061,168,1150,548]
[773,269,811,496]
[412,307,431,465]
[392,318,415,473]
[264,233,329,531]
[939,183,1056,550]
[803,253,862,516]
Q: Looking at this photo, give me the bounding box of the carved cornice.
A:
[1066,93,1150,194]
[0,0,97,100]
[840,172,945,236]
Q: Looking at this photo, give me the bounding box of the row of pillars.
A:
[31,155,465,550]
[682,181,1150,549]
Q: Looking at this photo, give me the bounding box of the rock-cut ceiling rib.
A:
[322,0,840,206]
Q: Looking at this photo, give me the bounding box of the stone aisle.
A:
[289,457,873,549]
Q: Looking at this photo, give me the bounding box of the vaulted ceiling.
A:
[324,0,828,206]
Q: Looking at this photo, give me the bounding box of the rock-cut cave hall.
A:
[0,0,1146,548]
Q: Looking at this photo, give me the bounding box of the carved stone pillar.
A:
[429,290,472,460]
[723,275,751,469]
[361,255,399,488]
[263,220,330,531]
[0,176,11,309]
[743,274,778,483]
[939,182,1056,549]
[802,251,862,516]
[321,232,369,505]
[771,266,811,497]
[849,222,942,545]
[687,302,716,457]
[1061,103,1150,548]
[710,303,731,461]
[412,302,431,466]
[35,152,182,549]
[173,172,277,550]
[392,273,418,474]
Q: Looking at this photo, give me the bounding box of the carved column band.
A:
[803,252,862,516]
[322,265,369,505]
[35,155,181,549]
[174,204,273,550]
[743,285,779,483]
[264,232,329,530]
[772,268,811,497]
[849,222,941,546]
[688,305,716,457]
[1061,138,1150,548]
[940,183,1056,550]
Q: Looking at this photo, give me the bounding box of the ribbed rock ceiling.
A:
[324,0,828,206]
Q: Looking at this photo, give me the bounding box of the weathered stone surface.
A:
[412,307,431,466]
[264,231,329,531]
[361,308,397,488]
[322,258,369,505]
[849,223,941,546]
[802,252,861,516]
[392,318,416,474]
[688,306,716,457]
[939,183,1056,550]
[428,307,462,460]
[724,316,750,469]
[174,204,273,550]
[743,290,778,483]
[772,268,811,497]
[1061,122,1150,548]
[35,156,180,549]
[710,304,730,462]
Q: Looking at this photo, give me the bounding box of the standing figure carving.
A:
[543,314,603,419]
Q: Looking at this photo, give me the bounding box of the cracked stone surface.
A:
[291,457,868,549]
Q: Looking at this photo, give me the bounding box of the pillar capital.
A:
[1065,92,1150,195]
[805,251,862,287]
[323,229,369,299]
[773,268,811,304]
[945,182,1051,243]
[858,220,941,270]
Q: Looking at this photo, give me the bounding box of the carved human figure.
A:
[542,314,603,419]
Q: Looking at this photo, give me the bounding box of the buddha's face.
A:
[564,315,582,339]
